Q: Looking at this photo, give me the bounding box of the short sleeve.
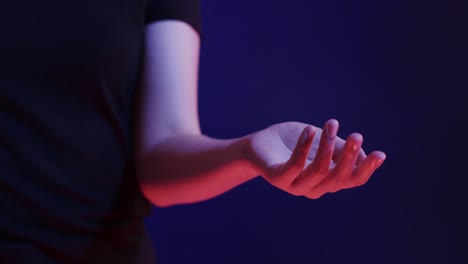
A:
[145,0,202,35]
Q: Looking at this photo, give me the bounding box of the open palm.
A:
[246,119,386,199]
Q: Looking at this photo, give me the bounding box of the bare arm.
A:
[134,21,258,207]
[134,21,386,208]
[136,133,258,207]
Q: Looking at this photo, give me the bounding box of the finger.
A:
[333,137,366,165]
[356,148,367,165]
[331,133,364,184]
[284,126,316,173]
[305,180,332,199]
[291,119,338,189]
[306,150,384,198]
[304,133,363,197]
[350,151,386,187]
[327,134,363,193]
[305,188,328,200]
[331,137,346,162]
[332,134,364,164]
[313,119,339,172]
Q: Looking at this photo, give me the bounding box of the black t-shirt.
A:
[0,0,201,262]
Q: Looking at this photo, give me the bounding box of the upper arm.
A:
[134,20,201,157]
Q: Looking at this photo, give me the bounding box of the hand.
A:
[246,119,386,199]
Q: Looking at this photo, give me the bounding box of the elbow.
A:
[135,152,176,208]
[135,163,174,207]
[138,181,176,208]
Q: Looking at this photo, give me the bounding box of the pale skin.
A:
[134,20,386,207]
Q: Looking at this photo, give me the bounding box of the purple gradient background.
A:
[145,1,467,263]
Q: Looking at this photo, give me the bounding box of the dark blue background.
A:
[145,1,467,263]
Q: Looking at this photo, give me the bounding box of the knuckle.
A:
[335,178,343,187]
[330,179,342,191]
[342,151,356,162]
[293,158,306,170]
[301,145,310,154]
[289,158,304,169]
[315,165,329,175]
[288,185,305,196]
[345,150,355,159]
[267,175,285,187]
[354,176,368,186]
[322,148,333,157]
[306,193,321,200]
[290,190,304,197]
[289,163,304,172]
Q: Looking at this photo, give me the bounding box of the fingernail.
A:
[301,127,310,144]
[375,153,386,165]
[350,134,363,150]
[379,153,386,162]
[326,120,338,138]
[350,133,363,141]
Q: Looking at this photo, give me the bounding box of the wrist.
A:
[238,133,262,178]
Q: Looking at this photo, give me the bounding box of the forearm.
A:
[136,133,259,207]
